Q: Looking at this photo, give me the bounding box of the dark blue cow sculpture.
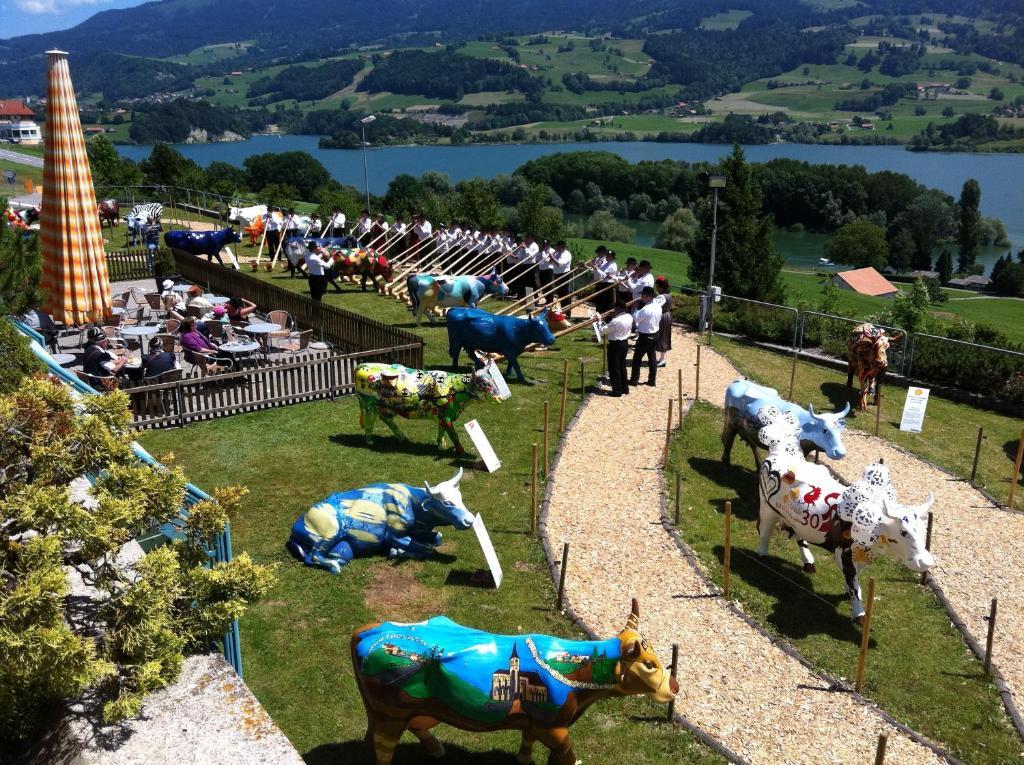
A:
[447,307,556,383]
[164,227,242,265]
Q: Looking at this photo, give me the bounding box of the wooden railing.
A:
[170,250,424,366]
[124,347,420,429]
[106,249,153,282]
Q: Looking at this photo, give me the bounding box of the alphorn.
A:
[552,306,618,339]
[389,237,467,298]
[495,268,583,315]
[476,257,538,307]
[393,244,504,303]
[384,233,440,293]
[556,279,620,317]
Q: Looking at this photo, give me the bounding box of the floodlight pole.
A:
[706,175,726,333]
[360,114,376,211]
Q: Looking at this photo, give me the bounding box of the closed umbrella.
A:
[39,49,111,325]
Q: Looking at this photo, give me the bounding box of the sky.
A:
[1,0,149,38]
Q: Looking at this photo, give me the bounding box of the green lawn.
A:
[699,9,754,30]
[0,159,43,191]
[710,336,1024,511]
[138,278,723,764]
[666,401,1021,764]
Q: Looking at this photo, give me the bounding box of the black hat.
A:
[594,245,609,254]
[87,327,106,343]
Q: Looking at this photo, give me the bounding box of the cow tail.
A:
[407,276,419,312]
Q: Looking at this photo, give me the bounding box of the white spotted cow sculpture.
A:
[756,413,934,621]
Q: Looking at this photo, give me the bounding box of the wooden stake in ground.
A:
[579,358,585,395]
[874,391,883,438]
[695,344,702,403]
[677,368,683,429]
[558,359,569,432]
[667,643,679,721]
[920,511,933,585]
[663,399,674,468]
[530,443,538,534]
[1008,429,1024,508]
[542,400,550,476]
[855,576,877,693]
[723,500,732,599]
[674,472,681,525]
[556,542,569,610]
[788,351,798,400]
[984,597,998,676]
[874,733,888,765]
[970,426,984,485]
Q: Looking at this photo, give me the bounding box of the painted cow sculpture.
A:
[847,323,902,410]
[227,203,267,227]
[288,469,473,573]
[407,272,508,325]
[448,307,556,383]
[355,362,503,454]
[756,413,934,619]
[164,227,242,264]
[97,199,120,228]
[353,599,677,765]
[722,379,849,464]
[330,248,394,291]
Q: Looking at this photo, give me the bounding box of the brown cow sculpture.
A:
[97,199,120,229]
[352,599,677,764]
[846,323,902,410]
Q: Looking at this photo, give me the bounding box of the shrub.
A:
[0,319,43,395]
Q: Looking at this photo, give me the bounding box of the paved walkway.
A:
[0,147,42,167]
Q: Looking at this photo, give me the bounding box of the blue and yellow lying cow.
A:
[288,469,474,573]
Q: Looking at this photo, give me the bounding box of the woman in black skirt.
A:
[655,276,673,368]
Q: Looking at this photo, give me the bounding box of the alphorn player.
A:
[550,240,573,303]
[629,286,661,388]
[588,246,618,314]
[599,300,633,397]
[325,206,346,238]
[354,209,373,246]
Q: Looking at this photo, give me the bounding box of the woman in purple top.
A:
[180,318,233,371]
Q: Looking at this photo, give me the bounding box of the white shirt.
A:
[355,217,372,235]
[392,222,407,236]
[263,213,281,231]
[521,242,539,263]
[283,215,298,231]
[20,310,41,329]
[552,248,572,275]
[601,312,633,341]
[635,301,661,334]
[592,258,619,282]
[328,213,346,230]
[305,250,331,276]
[538,247,555,271]
[413,220,433,239]
[630,271,655,300]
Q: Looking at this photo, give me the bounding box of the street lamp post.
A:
[360,115,376,211]
[705,174,726,333]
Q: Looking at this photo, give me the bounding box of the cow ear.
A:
[625,639,641,659]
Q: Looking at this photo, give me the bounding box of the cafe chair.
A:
[278,329,313,355]
[76,370,120,393]
[139,368,183,417]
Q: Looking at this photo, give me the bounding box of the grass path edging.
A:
[536,391,749,765]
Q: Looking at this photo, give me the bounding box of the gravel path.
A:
[543,327,947,764]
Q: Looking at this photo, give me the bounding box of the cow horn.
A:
[909,492,935,515]
[807,402,817,418]
[452,467,464,485]
[625,598,640,630]
[837,401,851,418]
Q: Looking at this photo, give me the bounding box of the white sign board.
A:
[472,513,503,588]
[464,419,501,472]
[899,387,930,433]
[484,359,512,401]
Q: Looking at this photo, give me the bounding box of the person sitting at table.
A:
[161,279,185,312]
[82,327,128,385]
[19,307,60,352]
[186,285,213,315]
[141,337,179,379]
[180,318,232,373]
[225,296,257,324]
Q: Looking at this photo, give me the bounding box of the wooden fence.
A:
[106,249,153,282]
[125,347,419,429]
[171,249,425,365]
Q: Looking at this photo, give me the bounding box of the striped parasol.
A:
[39,49,111,325]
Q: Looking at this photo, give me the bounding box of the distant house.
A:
[831,267,898,298]
[0,98,41,145]
[947,275,992,291]
[909,270,939,280]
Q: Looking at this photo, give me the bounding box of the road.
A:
[0,148,43,168]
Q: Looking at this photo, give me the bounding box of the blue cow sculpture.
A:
[722,378,850,465]
[164,227,242,265]
[447,307,556,383]
[407,272,508,325]
[288,469,474,573]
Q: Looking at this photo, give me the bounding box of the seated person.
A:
[19,307,60,352]
[179,318,232,372]
[141,337,179,379]
[185,285,213,315]
[161,279,187,320]
[82,327,128,381]
[224,296,257,323]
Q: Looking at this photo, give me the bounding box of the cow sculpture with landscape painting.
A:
[722,379,849,465]
[352,599,677,765]
[756,411,934,620]
[447,307,556,383]
[406,272,508,325]
[847,323,902,410]
[288,469,473,573]
[355,362,505,454]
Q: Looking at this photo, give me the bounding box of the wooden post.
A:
[854,576,877,694]
[674,472,681,525]
[579,358,585,395]
[542,400,550,476]
[984,597,998,676]
[667,643,679,721]
[874,733,888,765]
[723,500,732,599]
[558,359,569,433]
[663,399,674,467]
[556,542,569,610]
[970,426,984,485]
[788,351,798,400]
[677,368,683,429]
[920,512,933,585]
[601,336,608,378]
[530,443,538,534]
[1008,429,1024,508]
[874,391,882,437]
[695,344,702,403]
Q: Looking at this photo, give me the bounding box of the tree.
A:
[583,210,634,244]
[957,178,981,273]
[655,207,698,252]
[898,190,954,271]
[86,135,143,189]
[824,219,889,271]
[243,151,332,201]
[512,184,562,242]
[880,279,933,333]
[258,183,300,211]
[689,145,783,303]
[203,161,247,197]
[991,254,1024,297]
[138,143,204,188]
[980,216,1010,247]
[887,227,915,273]
[936,249,953,284]
[453,179,502,230]
[0,209,43,317]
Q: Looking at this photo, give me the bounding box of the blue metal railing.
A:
[6,318,243,675]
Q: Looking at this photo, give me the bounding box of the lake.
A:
[118,136,1023,270]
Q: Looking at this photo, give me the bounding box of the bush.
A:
[0,319,43,396]
[582,210,634,244]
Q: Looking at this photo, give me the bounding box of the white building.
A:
[0,99,42,145]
